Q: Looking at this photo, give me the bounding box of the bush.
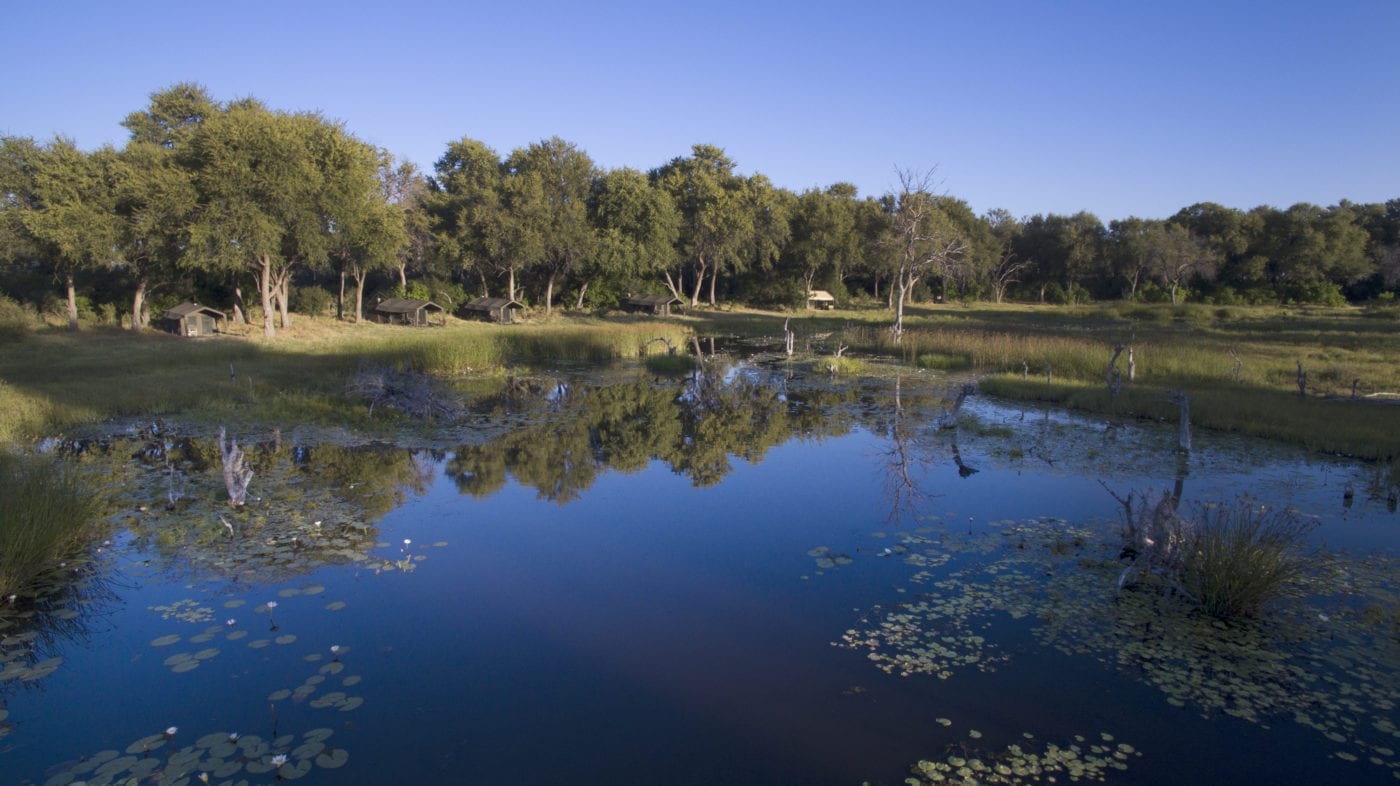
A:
[0,294,38,340]
[293,285,335,316]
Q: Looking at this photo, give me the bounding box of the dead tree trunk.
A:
[783,317,795,357]
[1296,361,1307,398]
[1168,388,1191,453]
[219,427,254,506]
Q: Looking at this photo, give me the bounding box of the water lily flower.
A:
[266,601,278,610]
[226,618,236,626]
[403,538,412,546]
[228,732,240,742]
[330,645,341,654]
[165,726,178,737]
[271,754,288,767]
[198,773,210,783]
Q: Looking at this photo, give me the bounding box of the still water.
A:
[1,363,1396,785]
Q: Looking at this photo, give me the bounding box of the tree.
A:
[886,168,965,342]
[652,144,752,307]
[111,140,197,329]
[790,184,863,300]
[1151,223,1221,304]
[502,137,597,315]
[585,167,680,307]
[428,137,512,299]
[983,208,1028,304]
[332,148,408,323]
[185,102,379,337]
[16,138,120,330]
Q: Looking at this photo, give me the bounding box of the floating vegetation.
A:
[149,599,214,624]
[43,726,349,786]
[907,728,1142,785]
[837,517,1400,777]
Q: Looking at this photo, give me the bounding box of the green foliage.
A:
[1180,501,1315,620]
[814,355,865,375]
[0,294,38,340]
[0,453,100,598]
[292,285,334,316]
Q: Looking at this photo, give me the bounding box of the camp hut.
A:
[163,303,225,337]
[806,290,836,310]
[374,298,445,326]
[463,296,522,324]
[625,293,682,316]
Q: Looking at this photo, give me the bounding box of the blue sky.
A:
[4,1,1396,221]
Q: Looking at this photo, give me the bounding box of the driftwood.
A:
[219,427,253,506]
[1166,388,1191,452]
[1101,484,1198,603]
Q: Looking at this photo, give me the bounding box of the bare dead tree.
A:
[1106,344,1125,398]
[887,167,966,343]
[989,248,1030,304]
[782,317,795,357]
[219,427,253,506]
[1296,360,1307,398]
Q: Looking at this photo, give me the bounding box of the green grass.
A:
[0,316,693,441]
[0,453,101,598]
[685,303,1400,461]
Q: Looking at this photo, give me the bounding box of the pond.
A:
[2,355,1397,786]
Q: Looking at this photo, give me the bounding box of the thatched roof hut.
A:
[374,298,445,326]
[807,290,836,310]
[463,296,522,324]
[163,303,225,336]
[625,293,682,316]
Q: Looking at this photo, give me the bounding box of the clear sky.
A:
[4,0,1396,221]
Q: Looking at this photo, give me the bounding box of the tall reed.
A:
[0,453,100,598]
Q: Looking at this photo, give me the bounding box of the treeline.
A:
[2,84,1397,338]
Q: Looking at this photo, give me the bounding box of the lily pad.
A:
[150,634,181,647]
[315,748,349,769]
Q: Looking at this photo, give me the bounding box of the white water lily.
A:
[271,754,288,767]
[165,726,178,736]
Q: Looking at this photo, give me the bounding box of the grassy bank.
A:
[687,303,1400,461]
[0,315,691,442]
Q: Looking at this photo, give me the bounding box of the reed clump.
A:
[1116,491,1315,620]
[1180,501,1315,620]
[0,453,100,599]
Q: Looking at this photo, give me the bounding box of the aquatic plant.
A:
[1113,490,1314,619]
[1179,500,1315,619]
[0,453,100,599]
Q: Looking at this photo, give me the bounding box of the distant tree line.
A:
[3,84,1397,337]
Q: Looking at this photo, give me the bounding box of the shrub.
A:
[0,294,38,340]
[293,285,335,316]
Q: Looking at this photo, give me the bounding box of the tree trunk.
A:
[65,272,79,331]
[337,269,346,320]
[707,267,718,307]
[508,266,517,302]
[1170,283,1180,305]
[663,270,684,302]
[544,272,556,316]
[477,269,489,298]
[131,274,148,332]
[354,273,366,323]
[277,276,291,328]
[398,263,407,291]
[689,262,706,308]
[258,256,275,338]
[232,285,247,325]
[574,280,589,310]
